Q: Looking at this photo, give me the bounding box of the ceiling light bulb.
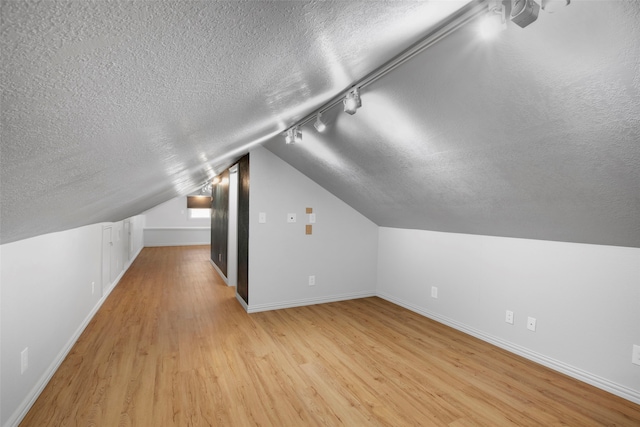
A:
[479,1,506,40]
[314,113,326,132]
[343,88,361,115]
[541,0,570,13]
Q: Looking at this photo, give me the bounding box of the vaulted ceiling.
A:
[2,0,639,247]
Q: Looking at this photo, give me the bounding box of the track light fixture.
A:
[511,0,539,28]
[201,182,213,194]
[343,88,362,115]
[285,125,302,144]
[314,113,327,132]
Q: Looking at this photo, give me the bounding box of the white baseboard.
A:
[4,247,144,427]
[377,291,640,406]
[209,259,229,285]
[236,292,249,311]
[247,291,376,313]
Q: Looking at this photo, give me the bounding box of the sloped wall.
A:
[0,217,144,427]
[247,147,378,311]
[377,227,640,404]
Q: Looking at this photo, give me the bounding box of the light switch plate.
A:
[21,347,28,374]
[527,317,537,331]
[309,213,316,223]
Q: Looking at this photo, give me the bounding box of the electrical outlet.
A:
[505,310,514,325]
[308,275,315,286]
[632,345,640,366]
[21,348,28,374]
[431,286,438,298]
[527,317,537,331]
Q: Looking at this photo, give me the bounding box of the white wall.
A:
[142,196,210,247]
[0,217,144,427]
[377,227,640,404]
[247,147,378,311]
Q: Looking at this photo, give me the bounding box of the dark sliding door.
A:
[211,169,229,276]
[237,154,249,304]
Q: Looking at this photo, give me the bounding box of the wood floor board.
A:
[19,246,640,426]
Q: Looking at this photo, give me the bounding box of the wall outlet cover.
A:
[431,286,438,298]
[505,310,514,325]
[527,317,537,331]
[308,275,316,286]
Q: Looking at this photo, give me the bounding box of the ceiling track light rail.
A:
[282,0,570,142]
[282,0,487,144]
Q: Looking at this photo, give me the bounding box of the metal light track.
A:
[291,0,488,131]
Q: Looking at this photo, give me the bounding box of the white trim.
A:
[4,247,144,427]
[209,258,229,285]
[377,291,640,406]
[144,241,210,247]
[246,291,376,313]
[143,227,211,230]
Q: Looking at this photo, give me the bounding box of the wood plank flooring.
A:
[20,245,640,426]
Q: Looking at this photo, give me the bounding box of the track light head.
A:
[511,0,539,28]
[314,113,327,132]
[285,126,302,144]
[343,88,362,115]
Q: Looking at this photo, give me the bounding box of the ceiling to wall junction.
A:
[1,0,639,248]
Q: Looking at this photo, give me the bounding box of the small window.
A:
[189,208,211,219]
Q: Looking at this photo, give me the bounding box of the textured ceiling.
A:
[1,1,639,248]
[0,0,470,244]
[265,0,640,248]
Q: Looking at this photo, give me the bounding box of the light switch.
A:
[309,213,316,223]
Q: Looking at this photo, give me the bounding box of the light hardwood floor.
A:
[20,245,640,426]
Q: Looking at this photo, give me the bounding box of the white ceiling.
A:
[1,0,639,247]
